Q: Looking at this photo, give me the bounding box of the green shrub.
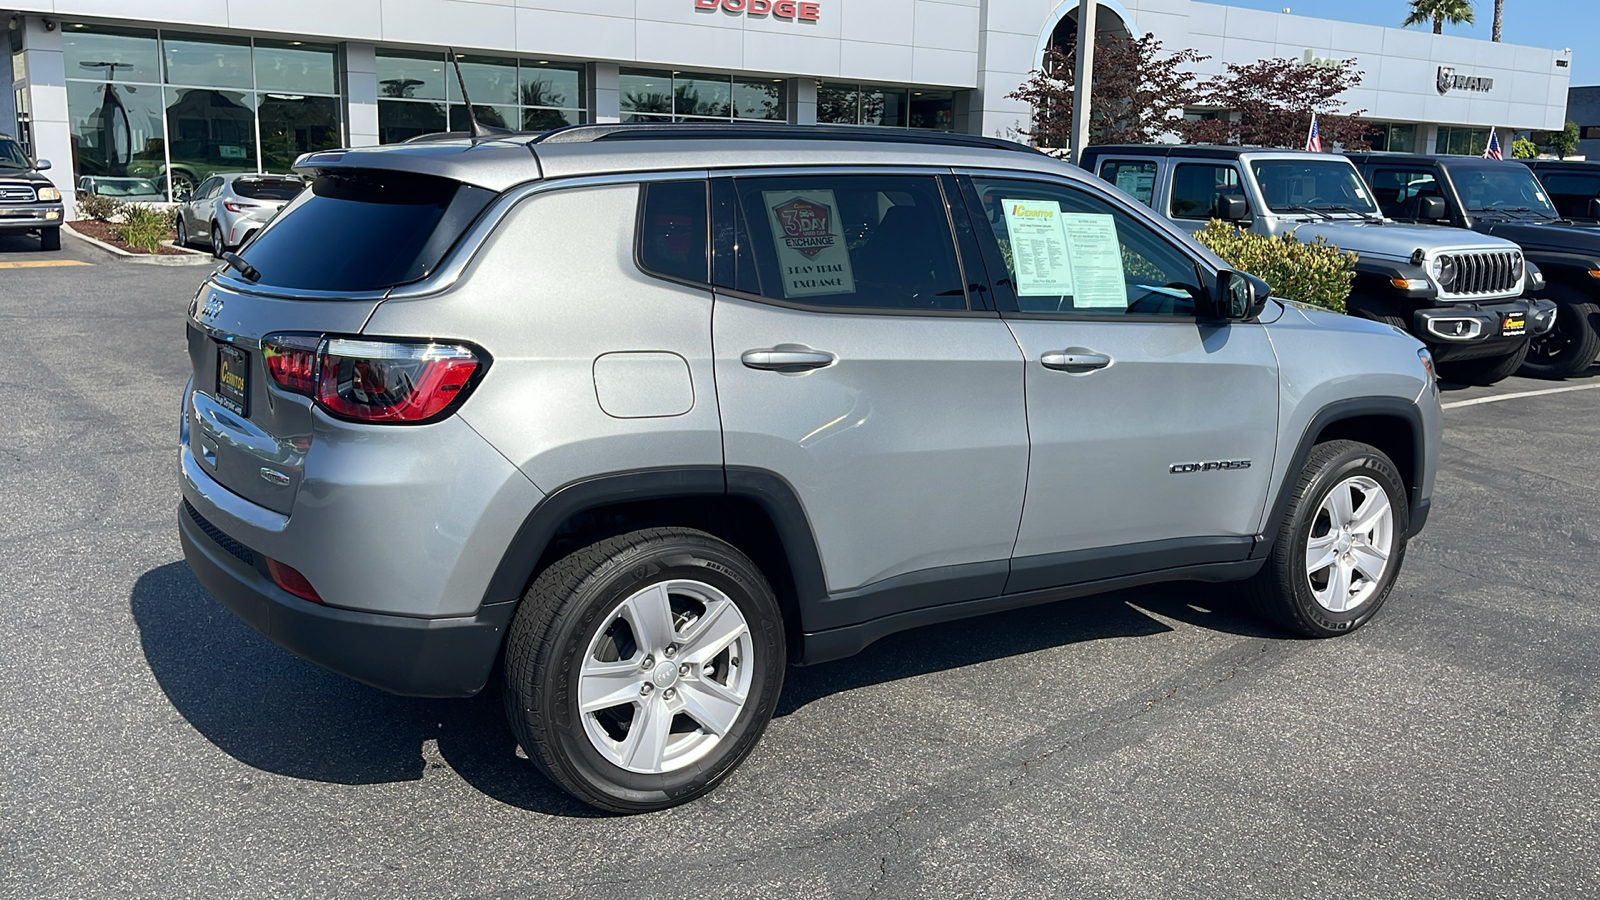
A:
[1511,137,1540,160]
[75,192,124,221]
[1193,219,1357,313]
[112,204,174,254]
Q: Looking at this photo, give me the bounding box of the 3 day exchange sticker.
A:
[763,190,856,299]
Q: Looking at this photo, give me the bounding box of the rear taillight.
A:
[223,201,259,213]
[261,333,487,424]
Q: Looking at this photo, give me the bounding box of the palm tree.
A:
[1492,0,1503,41]
[1402,0,1476,34]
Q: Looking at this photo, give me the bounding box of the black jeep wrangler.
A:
[1348,152,1600,379]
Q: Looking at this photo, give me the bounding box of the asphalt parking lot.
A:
[3,237,1598,899]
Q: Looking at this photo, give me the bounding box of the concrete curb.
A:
[63,223,217,267]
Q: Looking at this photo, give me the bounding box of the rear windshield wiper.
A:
[220,252,262,283]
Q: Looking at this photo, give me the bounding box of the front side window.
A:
[714,174,967,312]
[1250,160,1378,215]
[1098,160,1158,206]
[966,176,1205,317]
[1169,163,1245,220]
[1368,168,1442,218]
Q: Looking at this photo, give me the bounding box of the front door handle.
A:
[1040,349,1112,371]
[741,347,836,373]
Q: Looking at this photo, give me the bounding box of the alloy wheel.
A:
[578,579,754,774]
[1527,305,1572,363]
[1305,475,1394,613]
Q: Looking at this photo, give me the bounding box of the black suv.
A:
[1347,152,1600,378]
[0,134,65,251]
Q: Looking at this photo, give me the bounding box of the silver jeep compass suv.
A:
[179,124,1442,813]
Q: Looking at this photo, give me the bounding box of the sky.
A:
[1206,0,1599,86]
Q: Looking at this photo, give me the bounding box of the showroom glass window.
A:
[619,70,786,124]
[376,51,586,142]
[62,23,343,200]
[815,82,956,131]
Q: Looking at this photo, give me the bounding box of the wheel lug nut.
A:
[663,688,676,700]
[640,683,653,696]
[702,662,715,676]
[679,663,690,676]
[641,655,654,670]
[664,645,677,659]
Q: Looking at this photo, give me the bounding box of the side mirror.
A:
[1216,194,1250,222]
[35,159,51,171]
[1211,270,1271,320]
[1418,195,1449,220]
[1587,197,1600,219]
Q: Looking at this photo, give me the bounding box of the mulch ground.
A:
[69,219,194,256]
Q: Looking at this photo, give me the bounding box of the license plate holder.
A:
[216,343,249,416]
[1501,314,1527,337]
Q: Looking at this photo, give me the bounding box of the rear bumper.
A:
[179,498,513,697]
[0,204,64,230]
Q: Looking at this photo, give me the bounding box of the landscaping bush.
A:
[75,192,125,221]
[112,203,174,254]
[1194,219,1357,313]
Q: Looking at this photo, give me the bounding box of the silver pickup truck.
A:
[1081,145,1555,385]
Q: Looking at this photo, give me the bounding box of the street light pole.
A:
[1069,0,1096,167]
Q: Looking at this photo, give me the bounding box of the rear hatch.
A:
[186,167,496,514]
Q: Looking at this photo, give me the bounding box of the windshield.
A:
[0,139,29,168]
[1250,160,1379,215]
[88,178,163,198]
[1450,164,1558,216]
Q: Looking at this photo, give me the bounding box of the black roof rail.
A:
[530,122,1044,155]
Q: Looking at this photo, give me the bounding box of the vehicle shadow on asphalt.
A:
[131,562,1280,818]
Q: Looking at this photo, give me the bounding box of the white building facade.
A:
[2,0,1573,209]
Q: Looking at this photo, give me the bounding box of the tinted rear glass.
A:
[238,169,494,292]
[233,179,305,201]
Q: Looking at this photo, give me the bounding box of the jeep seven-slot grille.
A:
[1440,250,1520,297]
[183,499,255,567]
[0,184,36,203]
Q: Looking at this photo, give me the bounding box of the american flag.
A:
[1483,128,1503,160]
[1306,115,1322,153]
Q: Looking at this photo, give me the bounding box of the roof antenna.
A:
[448,47,510,140]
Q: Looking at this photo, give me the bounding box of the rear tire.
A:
[503,527,786,814]
[1436,341,1530,386]
[1519,290,1600,379]
[1246,440,1409,638]
[210,223,225,258]
[39,226,60,251]
[175,216,189,248]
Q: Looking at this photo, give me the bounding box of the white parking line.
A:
[1442,382,1600,409]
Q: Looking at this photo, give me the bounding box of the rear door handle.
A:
[740,347,836,372]
[1040,349,1112,371]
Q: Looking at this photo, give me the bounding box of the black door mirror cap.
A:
[1587,197,1600,219]
[1210,270,1271,320]
[1419,195,1450,220]
[1216,194,1251,222]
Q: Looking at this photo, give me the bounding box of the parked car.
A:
[180,124,1441,813]
[1521,159,1600,223]
[1080,145,1551,386]
[0,133,64,251]
[1347,152,1600,379]
[175,172,306,258]
[76,175,169,208]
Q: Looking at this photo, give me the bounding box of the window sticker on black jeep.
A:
[762,190,856,299]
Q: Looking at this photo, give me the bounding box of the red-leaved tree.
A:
[1181,57,1373,150]
[1008,33,1208,150]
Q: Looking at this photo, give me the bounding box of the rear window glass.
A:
[238,169,494,292]
[233,179,305,201]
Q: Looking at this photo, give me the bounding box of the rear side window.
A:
[713,174,967,311]
[233,179,305,201]
[238,169,494,292]
[1098,160,1158,206]
[1170,163,1244,219]
[637,180,709,284]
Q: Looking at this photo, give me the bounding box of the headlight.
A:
[36,186,61,202]
[1430,255,1458,290]
[1418,347,1437,382]
[1510,254,1525,283]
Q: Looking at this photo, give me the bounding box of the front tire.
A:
[503,527,786,814]
[1519,289,1600,379]
[1436,341,1530,386]
[1247,440,1410,637]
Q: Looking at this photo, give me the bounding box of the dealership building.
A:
[2,0,1574,210]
